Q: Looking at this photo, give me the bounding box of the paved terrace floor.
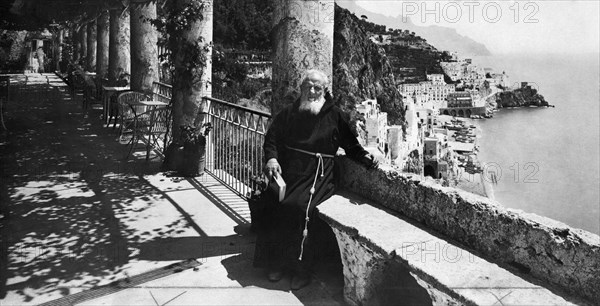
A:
[0,74,344,305]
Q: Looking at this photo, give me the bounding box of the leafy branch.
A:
[149,1,210,84]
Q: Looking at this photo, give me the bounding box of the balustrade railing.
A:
[200,96,271,199]
[137,84,271,199]
[152,81,173,104]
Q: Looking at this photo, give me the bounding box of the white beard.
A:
[299,97,325,115]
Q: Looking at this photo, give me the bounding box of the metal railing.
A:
[201,96,271,199]
[152,81,172,104]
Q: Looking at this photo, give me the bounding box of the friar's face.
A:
[300,75,326,103]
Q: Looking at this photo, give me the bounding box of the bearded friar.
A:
[254,69,377,290]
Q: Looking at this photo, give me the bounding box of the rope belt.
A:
[286,146,334,261]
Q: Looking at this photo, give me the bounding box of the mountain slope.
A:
[338,1,491,56]
[332,5,405,127]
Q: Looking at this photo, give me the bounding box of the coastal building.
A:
[385,98,424,169]
[357,99,388,154]
[440,61,463,81]
[464,64,486,88]
[449,51,459,61]
[488,71,510,88]
[404,100,424,152]
[441,59,486,89]
[439,91,487,117]
[426,74,445,84]
[399,74,455,109]
[423,132,451,180]
[447,92,473,108]
[386,125,403,165]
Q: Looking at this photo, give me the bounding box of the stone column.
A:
[56,29,63,72]
[71,25,79,63]
[108,6,130,83]
[79,24,87,64]
[271,0,335,115]
[171,0,213,130]
[130,2,159,93]
[164,0,213,170]
[96,11,110,79]
[86,20,97,71]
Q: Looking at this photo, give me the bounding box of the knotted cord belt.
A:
[286,146,334,261]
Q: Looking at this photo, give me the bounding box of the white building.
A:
[387,100,424,169]
[488,71,510,88]
[399,74,455,109]
[441,61,486,88]
[356,99,388,154]
[440,62,463,81]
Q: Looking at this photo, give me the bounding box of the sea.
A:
[470,53,600,235]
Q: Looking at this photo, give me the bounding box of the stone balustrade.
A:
[318,157,599,304]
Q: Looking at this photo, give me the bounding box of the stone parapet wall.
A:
[325,217,463,306]
[335,157,600,304]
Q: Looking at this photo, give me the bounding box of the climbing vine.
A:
[149,0,210,85]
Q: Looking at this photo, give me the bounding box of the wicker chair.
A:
[107,89,131,128]
[127,106,172,160]
[116,91,150,142]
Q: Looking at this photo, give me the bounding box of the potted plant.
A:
[164,122,212,177]
[180,122,212,177]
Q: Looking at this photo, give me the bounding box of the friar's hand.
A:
[360,153,379,170]
[264,158,282,179]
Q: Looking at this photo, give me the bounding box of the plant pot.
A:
[179,142,206,177]
[162,143,184,171]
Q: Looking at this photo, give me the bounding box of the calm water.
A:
[472,53,600,235]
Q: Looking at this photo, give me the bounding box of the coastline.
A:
[453,171,494,200]
[440,115,495,200]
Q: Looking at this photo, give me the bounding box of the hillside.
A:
[332,5,406,128]
[355,15,454,83]
[338,0,491,56]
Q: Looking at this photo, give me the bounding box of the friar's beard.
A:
[298,97,325,115]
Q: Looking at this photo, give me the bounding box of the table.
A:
[102,86,130,124]
[127,100,169,107]
[126,100,169,160]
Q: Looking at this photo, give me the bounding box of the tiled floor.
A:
[0,73,344,306]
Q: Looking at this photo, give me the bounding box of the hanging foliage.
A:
[149,0,210,85]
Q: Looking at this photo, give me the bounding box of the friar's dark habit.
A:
[253,95,374,272]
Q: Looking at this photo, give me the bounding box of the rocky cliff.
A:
[332,5,405,128]
[496,86,550,108]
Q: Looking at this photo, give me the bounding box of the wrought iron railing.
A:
[152,81,172,104]
[200,96,271,199]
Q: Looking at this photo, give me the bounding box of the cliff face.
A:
[333,5,405,127]
[496,86,549,108]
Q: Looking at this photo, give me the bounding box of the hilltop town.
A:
[351,12,550,194]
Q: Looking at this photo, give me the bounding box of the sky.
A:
[353,0,600,54]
